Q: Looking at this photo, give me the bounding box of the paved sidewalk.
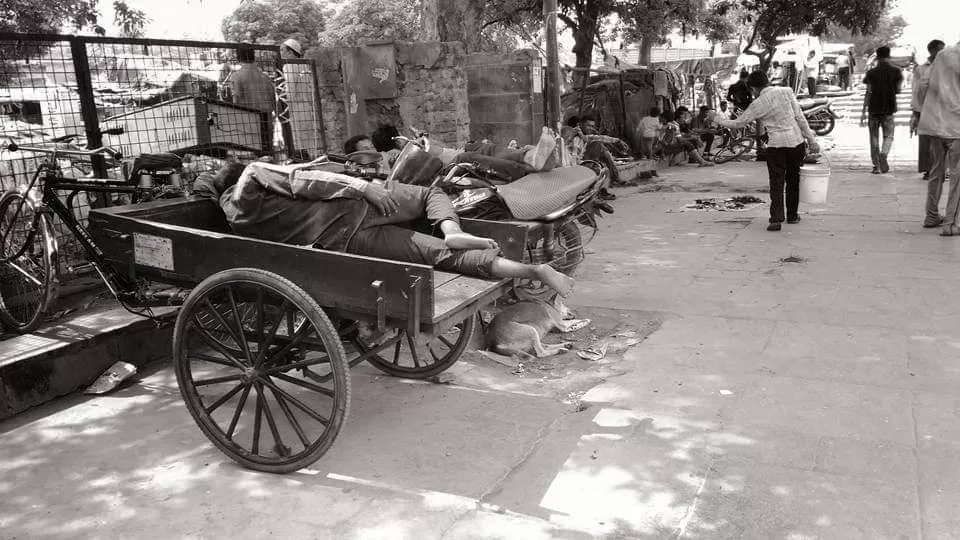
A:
[1,126,958,539]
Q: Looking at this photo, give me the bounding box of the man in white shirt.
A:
[836,50,851,91]
[711,71,820,231]
[914,42,960,234]
[804,50,821,97]
[911,39,946,179]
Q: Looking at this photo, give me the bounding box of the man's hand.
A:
[910,113,920,137]
[362,182,399,216]
[807,139,821,154]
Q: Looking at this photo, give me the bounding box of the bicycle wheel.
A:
[713,138,755,165]
[0,191,57,333]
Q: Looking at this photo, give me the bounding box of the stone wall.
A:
[306,41,471,150]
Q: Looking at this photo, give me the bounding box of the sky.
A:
[94,0,960,52]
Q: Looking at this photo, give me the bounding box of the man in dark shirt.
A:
[726,70,753,112]
[862,46,904,174]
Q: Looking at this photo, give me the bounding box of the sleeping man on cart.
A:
[193,161,575,297]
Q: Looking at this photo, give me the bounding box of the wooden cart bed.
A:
[87,198,527,334]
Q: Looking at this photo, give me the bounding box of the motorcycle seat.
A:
[497,165,597,220]
[798,97,830,110]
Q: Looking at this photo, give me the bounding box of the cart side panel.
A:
[88,210,435,321]
[459,219,527,262]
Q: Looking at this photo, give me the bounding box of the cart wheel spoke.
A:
[189,353,241,369]
[255,299,289,368]
[268,385,311,447]
[204,382,245,414]
[195,373,247,387]
[392,339,403,366]
[226,286,254,364]
[226,384,252,441]
[272,371,336,398]
[257,381,290,458]
[192,314,248,370]
[260,378,330,426]
[438,335,455,349]
[252,387,264,454]
[264,354,330,375]
[201,298,248,358]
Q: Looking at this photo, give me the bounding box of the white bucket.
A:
[799,160,830,205]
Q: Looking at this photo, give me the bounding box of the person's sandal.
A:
[940,224,960,237]
[924,216,946,228]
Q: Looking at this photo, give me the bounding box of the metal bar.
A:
[0,32,280,52]
[543,0,562,132]
[69,38,106,205]
[309,59,329,154]
[618,70,628,141]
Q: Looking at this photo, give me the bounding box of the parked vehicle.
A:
[387,132,612,276]
[799,97,839,136]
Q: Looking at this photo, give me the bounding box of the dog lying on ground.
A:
[484,295,589,361]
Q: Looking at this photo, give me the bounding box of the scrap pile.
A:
[684,195,764,211]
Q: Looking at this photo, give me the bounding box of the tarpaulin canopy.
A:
[650,56,738,75]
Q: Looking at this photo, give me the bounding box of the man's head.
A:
[772,61,781,68]
[747,70,770,94]
[928,39,946,61]
[719,101,728,112]
[698,105,710,116]
[281,38,304,59]
[237,46,256,64]
[876,46,891,60]
[739,69,749,80]
[579,117,598,134]
[344,135,375,155]
[807,50,816,59]
[214,162,247,194]
[371,124,400,152]
[661,110,675,123]
[566,116,581,128]
[649,107,660,117]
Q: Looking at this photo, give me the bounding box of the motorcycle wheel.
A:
[810,111,835,136]
[523,220,583,276]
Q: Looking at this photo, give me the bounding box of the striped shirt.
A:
[713,86,815,148]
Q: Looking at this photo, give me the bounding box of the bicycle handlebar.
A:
[4,140,123,160]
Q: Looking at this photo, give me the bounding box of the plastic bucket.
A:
[799,162,830,204]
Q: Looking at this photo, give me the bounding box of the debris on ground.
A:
[779,255,806,264]
[578,340,609,361]
[683,195,764,212]
[85,361,137,394]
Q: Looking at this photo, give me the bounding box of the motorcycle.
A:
[798,97,839,136]
[386,130,613,277]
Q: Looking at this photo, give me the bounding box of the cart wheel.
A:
[173,268,350,474]
[354,315,475,379]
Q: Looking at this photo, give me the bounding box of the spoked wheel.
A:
[713,137,755,165]
[353,315,475,379]
[0,191,57,333]
[173,268,350,474]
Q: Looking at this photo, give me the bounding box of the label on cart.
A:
[133,233,174,271]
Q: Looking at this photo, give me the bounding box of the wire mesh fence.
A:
[0,33,326,277]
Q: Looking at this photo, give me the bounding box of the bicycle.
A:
[0,136,185,332]
[712,127,757,164]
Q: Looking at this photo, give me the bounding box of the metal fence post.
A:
[69,37,107,207]
[309,59,328,154]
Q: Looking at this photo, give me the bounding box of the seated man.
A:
[658,110,713,167]
[562,116,630,195]
[689,105,718,155]
[194,161,575,297]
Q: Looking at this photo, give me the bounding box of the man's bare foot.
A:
[445,232,499,250]
[534,264,575,297]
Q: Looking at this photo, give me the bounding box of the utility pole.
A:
[543,0,562,133]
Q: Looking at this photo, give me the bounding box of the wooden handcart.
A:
[88,197,527,473]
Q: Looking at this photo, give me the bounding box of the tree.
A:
[826,14,907,58]
[222,0,326,50]
[113,0,149,38]
[715,0,889,70]
[0,0,100,34]
[317,0,421,47]
[616,0,708,65]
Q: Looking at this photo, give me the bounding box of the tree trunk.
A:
[638,37,653,66]
[421,0,440,41]
[436,0,483,51]
[570,16,598,89]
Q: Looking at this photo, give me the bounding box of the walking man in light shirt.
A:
[911,39,946,180]
[711,71,820,231]
[913,41,960,234]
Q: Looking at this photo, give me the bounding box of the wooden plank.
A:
[88,206,435,321]
[432,275,511,326]
[459,219,528,262]
[433,271,462,287]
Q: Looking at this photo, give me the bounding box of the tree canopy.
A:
[0,0,100,34]
[317,0,420,47]
[222,0,326,50]
[826,14,908,58]
[715,0,890,68]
